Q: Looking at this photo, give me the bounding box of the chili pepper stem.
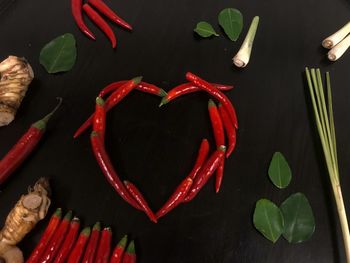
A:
[159,97,168,107]
[32,97,62,130]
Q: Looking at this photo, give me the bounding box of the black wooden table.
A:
[1,0,350,262]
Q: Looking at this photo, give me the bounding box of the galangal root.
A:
[0,56,34,127]
[0,178,51,263]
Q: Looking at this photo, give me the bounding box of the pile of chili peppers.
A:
[0,98,62,186]
[71,0,132,48]
[74,72,238,222]
[27,208,137,263]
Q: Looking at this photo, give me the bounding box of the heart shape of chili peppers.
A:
[74,72,238,223]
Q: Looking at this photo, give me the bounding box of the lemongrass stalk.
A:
[322,21,350,49]
[306,68,350,262]
[233,16,259,68]
[328,34,350,61]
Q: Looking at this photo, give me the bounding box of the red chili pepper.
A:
[109,235,127,263]
[82,222,101,263]
[99,81,167,98]
[184,146,226,202]
[95,227,112,263]
[218,103,236,158]
[53,218,81,263]
[82,3,117,48]
[188,139,210,180]
[122,241,136,263]
[87,0,132,31]
[93,97,106,143]
[67,227,91,263]
[124,181,157,223]
[90,132,142,210]
[208,99,225,193]
[71,0,96,40]
[185,72,238,129]
[39,211,73,263]
[26,208,62,263]
[156,177,193,219]
[0,99,62,185]
[159,82,234,106]
[74,77,142,139]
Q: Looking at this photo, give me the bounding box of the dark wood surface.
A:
[1,0,350,262]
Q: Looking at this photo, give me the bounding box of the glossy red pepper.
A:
[88,0,132,31]
[93,97,106,143]
[98,81,167,98]
[159,82,234,106]
[82,222,101,263]
[156,177,193,219]
[95,227,112,263]
[39,211,73,263]
[53,218,80,263]
[124,181,157,223]
[218,103,236,158]
[184,146,226,202]
[90,132,142,210]
[208,100,225,193]
[71,0,96,40]
[83,3,117,48]
[122,241,136,263]
[27,208,62,263]
[67,227,91,263]
[74,77,142,139]
[185,72,238,129]
[0,99,61,185]
[109,235,127,263]
[188,139,210,180]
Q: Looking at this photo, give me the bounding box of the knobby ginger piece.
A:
[0,178,51,263]
[0,56,34,127]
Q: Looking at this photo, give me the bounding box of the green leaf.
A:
[268,152,292,189]
[218,8,243,41]
[253,199,284,243]
[194,21,219,37]
[280,193,315,243]
[40,33,77,74]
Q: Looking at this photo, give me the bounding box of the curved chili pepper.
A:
[93,97,106,143]
[159,82,234,106]
[74,77,142,139]
[88,0,132,31]
[71,0,96,40]
[27,208,62,263]
[82,222,101,263]
[208,99,225,193]
[122,241,136,263]
[0,99,62,185]
[124,181,157,223]
[184,146,226,202]
[39,211,73,263]
[90,132,142,210]
[188,139,210,180]
[186,72,238,129]
[218,103,236,158]
[67,227,91,263]
[95,227,112,263]
[83,3,117,48]
[109,235,127,263]
[99,81,167,98]
[54,218,80,263]
[156,177,193,220]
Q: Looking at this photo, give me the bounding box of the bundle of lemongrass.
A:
[305,68,350,262]
[322,22,350,61]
